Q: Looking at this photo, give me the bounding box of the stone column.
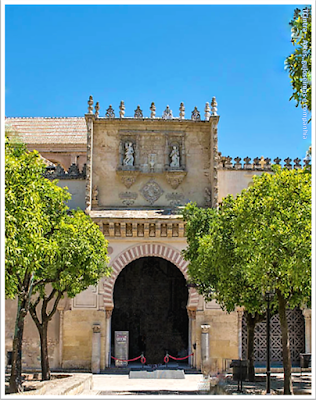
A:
[105,307,113,368]
[236,307,244,359]
[187,307,197,367]
[302,308,312,353]
[201,324,210,373]
[91,324,101,373]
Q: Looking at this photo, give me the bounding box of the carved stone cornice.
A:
[116,169,140,189]
[164,170,187,189]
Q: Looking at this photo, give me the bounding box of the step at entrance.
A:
[129,369,185,379]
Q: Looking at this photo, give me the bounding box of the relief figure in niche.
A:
[123,142,134,166]
[170,145,180,168]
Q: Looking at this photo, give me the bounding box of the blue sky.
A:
[5,4,311,162]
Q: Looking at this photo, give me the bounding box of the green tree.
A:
[183,166,311,391]
[285,7,312,114]
[29,210,111,380]
[5,139,70,392]
[182,202,274,381]
[232,166,311,394]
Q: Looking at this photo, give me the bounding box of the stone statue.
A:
[170,146,180,168]
[123,142,134,166]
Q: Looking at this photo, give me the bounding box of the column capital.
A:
[302,308,312,319]
[105,306,113,319]
[92,324,101,333]
[187,306,197,320]
[201,324,210,334]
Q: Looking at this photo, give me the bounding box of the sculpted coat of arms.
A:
[140,180,164,205]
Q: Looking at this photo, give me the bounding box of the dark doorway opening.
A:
[111,256,188,364]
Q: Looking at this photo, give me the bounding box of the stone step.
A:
[129,369,185,379]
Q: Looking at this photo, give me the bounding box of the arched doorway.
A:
[111,257,188,364]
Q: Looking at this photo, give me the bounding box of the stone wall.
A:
[62,310,106,370]
[5,299,60,370]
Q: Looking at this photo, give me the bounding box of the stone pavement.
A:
[77,372,312,396]
[224,372,312,396]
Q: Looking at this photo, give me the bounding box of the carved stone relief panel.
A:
[161,223,167,237]
[103,223,110,236]
[149,223,156,237]
[137,224,144,237]
[114,223,121,236]
[140,179,164,205]
[166,192,185,207]
[119,191,138,206]
[126,223,133,236]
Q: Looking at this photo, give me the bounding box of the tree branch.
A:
[47,291,63,321]
[29,297,42,330]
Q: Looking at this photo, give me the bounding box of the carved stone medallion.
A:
[140,179,164,205]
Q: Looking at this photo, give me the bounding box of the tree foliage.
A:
[285,7,311,113]
[5,138,70,392]
[29,209,111,380]
[183,166,311,391]
[5,139,70,299]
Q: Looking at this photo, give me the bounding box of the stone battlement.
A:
[44,163,86,180]
[85,95,218,121]
[218,154,311,170]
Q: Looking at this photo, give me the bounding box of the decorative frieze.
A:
[179,102,185,119]
[94,102,100,118]
[92,185,99,206]
[204,102,211,121]
[211,97,218,116]
[85,97,220,120]
[204,188,212,207]
[105,105,115,118]
[218,156,309,170]
[150,102,156,118]
[119,191,138,206]
[119,101,125,118]
[191,107,201,121]
[88,95,94,114]
[162,105,173,119]
[134,105,143,118]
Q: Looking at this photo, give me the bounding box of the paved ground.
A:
[78,372,312,396]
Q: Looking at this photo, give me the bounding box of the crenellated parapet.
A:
[44,163,86,179]
[218,154,311,170]
[85,95,219,121]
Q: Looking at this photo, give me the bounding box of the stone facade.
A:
[5,98,311,372]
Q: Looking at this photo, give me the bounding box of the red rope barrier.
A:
[164,353,194,363]
[111,355,145,363]
[169,353,194,361]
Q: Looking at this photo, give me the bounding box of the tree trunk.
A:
[9,297,27,393]
[246,312,256,381]
[277,289,293,395]
[39,323,51,381]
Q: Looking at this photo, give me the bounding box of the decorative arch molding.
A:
[103,243,199,309]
